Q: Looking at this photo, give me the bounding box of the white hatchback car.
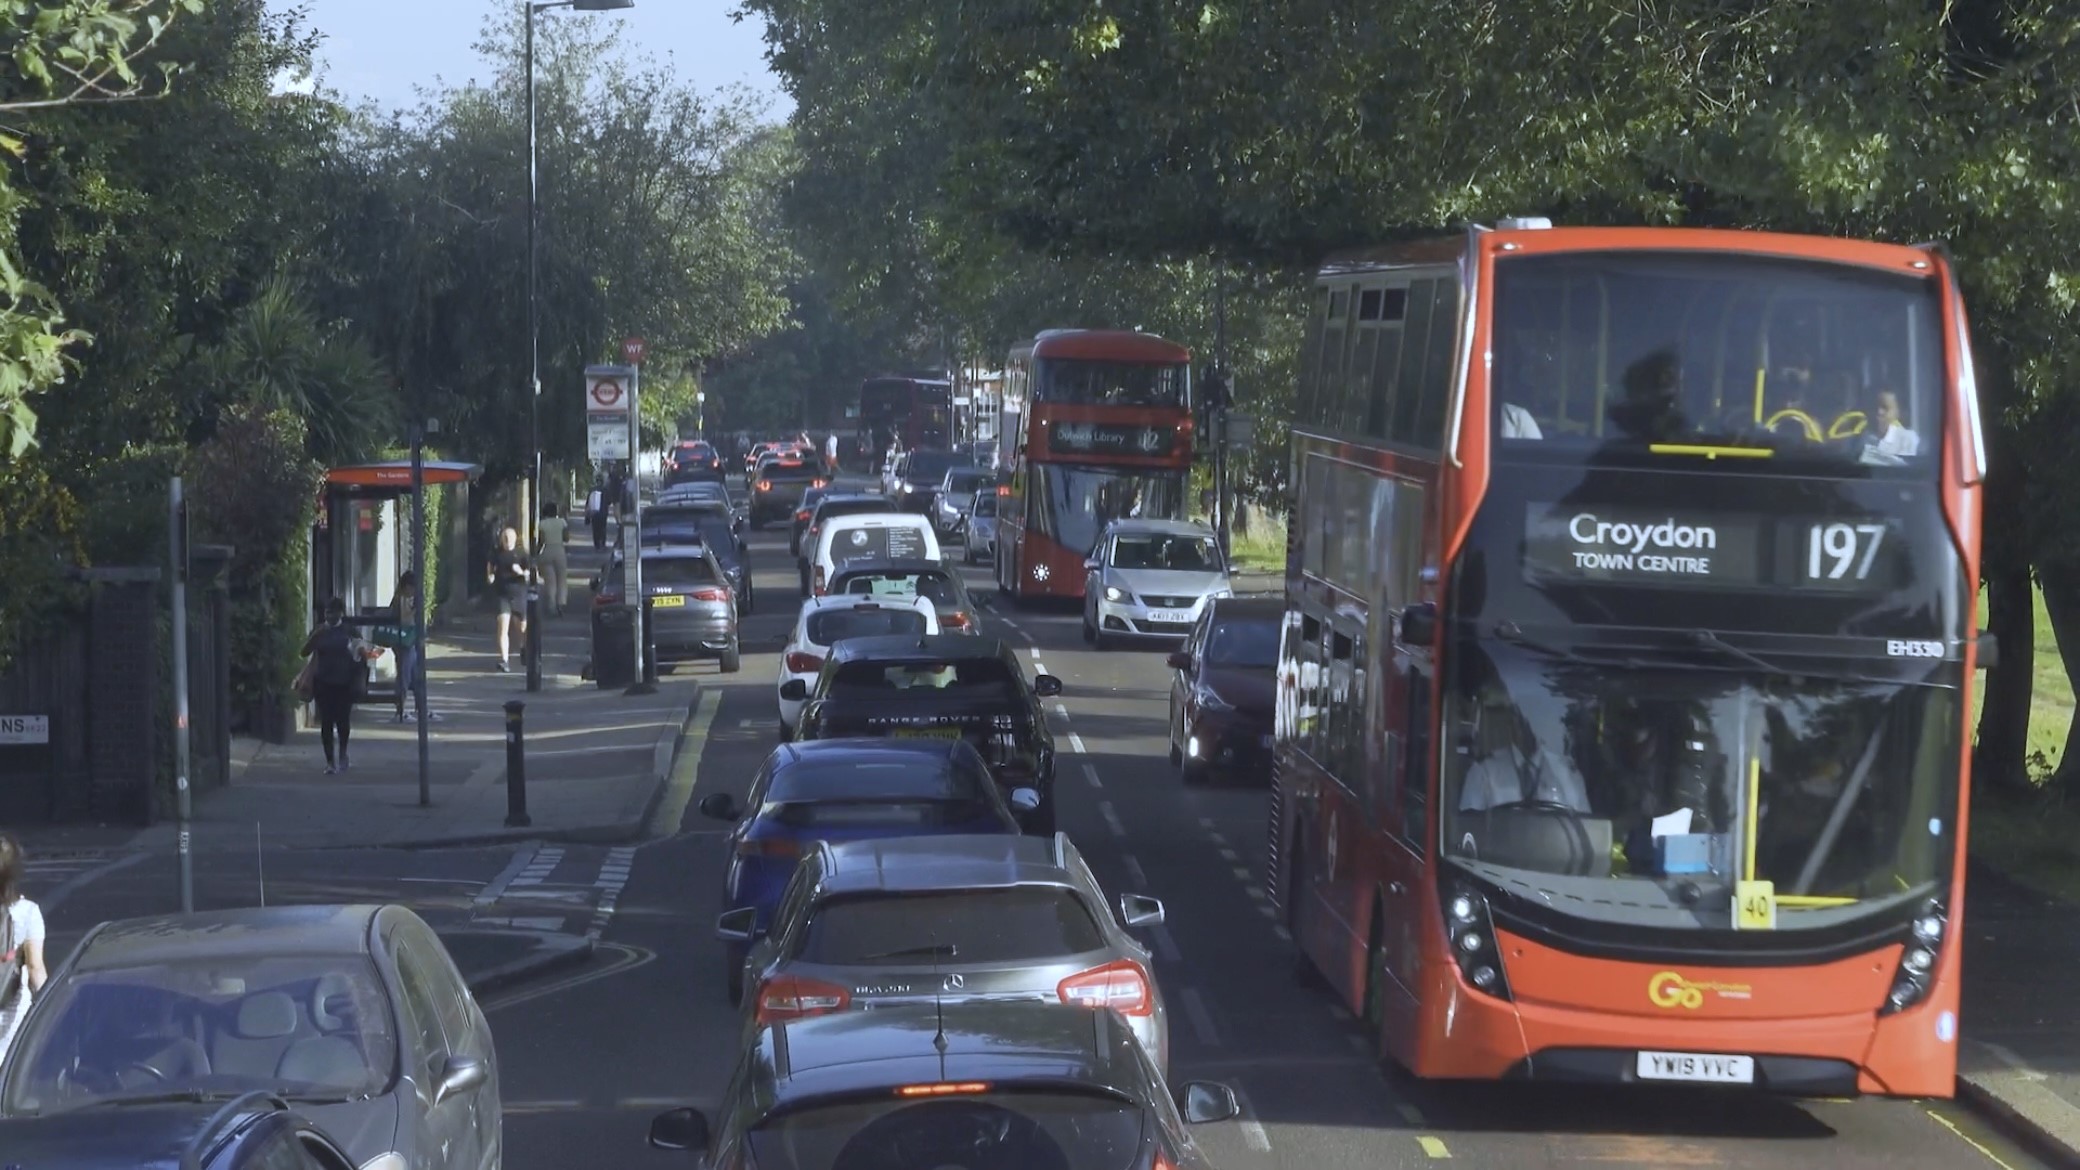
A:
[777,595,939,737]
[811,513,942,597]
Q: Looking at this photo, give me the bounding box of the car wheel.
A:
[1180,754,1207,786]
[720,640,742,674]
[1081,610,1095,643]
[1092,624,1113,652]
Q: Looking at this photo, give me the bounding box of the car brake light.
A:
[1153,1149,1182,1170]
[784,651,824,673]
[757,480,772,491]
[1058,959,1153,1017]
[795,509,811,522]
[691,587,730,602]
[896,1082,990,1098]
[813,565,826,596]
[940,611,970,629]
[755,975,849,1023]
[737,837,800,859]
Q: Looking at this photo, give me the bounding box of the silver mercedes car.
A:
[718,833,1172,1071]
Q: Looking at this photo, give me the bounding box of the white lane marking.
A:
[1230,866,1253,882]
[503,1100,585,1114]
[1256,903,1279,920]
[1122,854,1148,889]
[1271,924,1292,941]
[1231,1085,1273,1152]
[1244,885,1269,903]
[1148,922,1184,963]
[1031,661,1047,676]
[482,942,655,1012]
[503,845,564,888]
[1198,816,1218,831]
[1098,800,1127,838]
[1179,987,1223,1047]
[647,689,720,840]
[1081,762,1104,790]
[1217,846,1240,862]
[1068,732,1088,754]
[585,845,640,941]
[1053,702,1070,719]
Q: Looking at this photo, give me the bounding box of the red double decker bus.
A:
[1271,220,1988,1097]
[994,330,1196,602]
[858,375,951,463]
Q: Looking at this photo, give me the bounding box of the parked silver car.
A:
[1082,518,1233,648]
[963,488,999,565]
[719,833,1172,1071]
[0,904,501,1170]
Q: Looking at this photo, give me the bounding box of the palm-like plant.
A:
[199,277,398,464]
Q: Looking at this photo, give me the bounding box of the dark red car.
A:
[1166,596,1280,784]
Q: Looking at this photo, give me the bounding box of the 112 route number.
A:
[1807,522,1886,581]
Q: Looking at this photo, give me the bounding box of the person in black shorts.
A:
[486,525,532,673]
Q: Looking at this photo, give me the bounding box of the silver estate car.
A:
[718,833,1172,1071]
[1082,518,1234,649]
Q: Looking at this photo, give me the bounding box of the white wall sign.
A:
[0,714,50,745]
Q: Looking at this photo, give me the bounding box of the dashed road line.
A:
[1068,731,1088,754]
[585,845,639,941]
[1230,865,1252,882]
[1217,845,1239,862]
[1179,987,1224,1047]
[1924,1107,2021,1170]
[482,941,655,1012]
[1417,1135,1452,1158]
[1271,924,1292,941]
[1148,922,1184,964]
[1097,800,1127,838]
[1081,762,1104,790]
[1231,1085,1273,1152]
[1053,702,1070,719]
[1244,884,1269,903]
[1397,1103,1425,1125]
[1121,854,1148,890]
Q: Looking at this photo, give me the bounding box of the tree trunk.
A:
[1976,566,2037,794]
[2042,564,2080,786]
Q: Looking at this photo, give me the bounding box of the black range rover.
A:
[782,634,1064,834]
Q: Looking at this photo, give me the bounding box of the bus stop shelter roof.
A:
[325,460,482,488]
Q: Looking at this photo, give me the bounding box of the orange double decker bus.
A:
[1270,219,1990,1096]
[995,329,1196,603]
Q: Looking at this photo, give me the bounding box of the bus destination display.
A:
[1523,505,1904,592]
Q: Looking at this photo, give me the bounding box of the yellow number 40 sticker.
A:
[1735,880,1777,930]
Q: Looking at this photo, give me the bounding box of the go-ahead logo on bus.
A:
[1525,504,1762,587]
[1647,970,1753,1010]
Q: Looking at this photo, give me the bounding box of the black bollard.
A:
[504,699,531,827]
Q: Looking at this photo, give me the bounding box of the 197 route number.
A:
[1807,522,1887,582]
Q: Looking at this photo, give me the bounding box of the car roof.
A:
[1102,518,1216,538]
[827,558,956,579]
[754,1002,1144,1107]
[1208,596,1284,620]
[813,832,1070,895]
[824,633,1009,664]
[813,493,892,507]
[77,905,381,968]
[823,512,928,528]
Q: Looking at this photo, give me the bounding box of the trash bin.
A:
[592,604,636,690]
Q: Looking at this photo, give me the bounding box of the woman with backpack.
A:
[0,833,48,1065]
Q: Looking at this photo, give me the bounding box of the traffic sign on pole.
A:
[622,337,646,366]
[584,364,635,461]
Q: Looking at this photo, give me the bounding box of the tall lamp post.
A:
[525,0,633,693]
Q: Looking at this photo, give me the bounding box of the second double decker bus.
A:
[1271,219,1988,1097]
[858,375,952,462]
[995,329,1196,602]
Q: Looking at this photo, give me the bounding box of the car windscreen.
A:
[904,451,961,481]
[762,462,820,482]
[1111,534,1220,572]
[799,887,1107,965]
[836,572,962,612]
[807,606,929,645]
[748,1091,1147,1170]
[1204,617,1281,668]
[828,658,1015,700]
[826,524,931,563]
[2,957,400,1113]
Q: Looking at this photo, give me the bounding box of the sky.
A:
[267,0,790,118]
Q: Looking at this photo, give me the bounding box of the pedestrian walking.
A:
[537,502,570,617]
[300,597,365,773]
[487,526,532,673]
[586,478,607,549]
[0,833,48,1067]
[385,572,432,724]
[824,432,840,477]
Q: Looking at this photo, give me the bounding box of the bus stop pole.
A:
[411,422,431,807]
[627,365,657,696]
[169,476,194,913]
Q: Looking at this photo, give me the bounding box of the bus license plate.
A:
[651,595,686,608]
[1149,610,1189,623]
[892,727,962,740]
[1635,1051,1754,1084]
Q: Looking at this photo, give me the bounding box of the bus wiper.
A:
[1689,628,1904,686]
[1492,622,1625,668]
[857,943,959,962]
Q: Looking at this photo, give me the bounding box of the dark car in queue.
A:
[655,479,742,525]
[0,905,499,1170]
[636,506,755,616]
[647,1006,1238,1170]
[795,493,899,594]
[720,834,1171,1071]
[1166,597,1281,785]
[594,545,741,673]
[825,557,982,635]
[788,485,831,556]
[749,458,825,527]
[889,448,966,515]
[784,634,1062,833]
[696,738,1034,1003]
[930,465,992,535]
[0,1092,364,1170]
[668,439,724,479]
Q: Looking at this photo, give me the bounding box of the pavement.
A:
[1958,863,2080,1166]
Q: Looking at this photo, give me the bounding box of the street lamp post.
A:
[525,0,633,693]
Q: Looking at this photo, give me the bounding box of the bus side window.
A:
[1401,666,1430,855]
[1298,613,1323,759]
[1414,277,1461,449]
[1392,279,1437,443]
[1297,285,1331,427]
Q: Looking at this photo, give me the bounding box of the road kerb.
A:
[1956,1042,2080,1170]
[635,683,704,837]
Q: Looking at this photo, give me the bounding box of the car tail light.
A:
[940,610,971,630]
[795,509,812,522]
[737,836,800,859]
[1057,959,1152,1017]
[757,480,772,492]
[755,975,849,1023]
[784,651,824,673]
[812,565,827,596]
[691,587,730,602]
[1153,1150,1181,1170]
[812,478,828,489]
[896,1082,990,1097]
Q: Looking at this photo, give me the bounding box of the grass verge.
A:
[1969,585,2080,900]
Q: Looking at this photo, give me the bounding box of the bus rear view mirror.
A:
[1400,603,1437,647]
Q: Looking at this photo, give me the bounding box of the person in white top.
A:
[1458,691,1592,813]
[1501,403,1543,439]
[0,834,49,1064]
[824,433,840,476]
[1859,390,1921,465]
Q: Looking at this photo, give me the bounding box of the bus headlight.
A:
[1881,898,1947,1015]
[1439,884,1512,1002]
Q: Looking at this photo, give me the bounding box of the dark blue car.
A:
[697,737,1035,1003]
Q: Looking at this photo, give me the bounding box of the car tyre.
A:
[1092,625,1113,652]
[1180,755,1207,786]
[720,640,742,674]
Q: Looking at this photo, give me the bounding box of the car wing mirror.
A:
[698,792,739,821]
[1118,893,1165,929]
[433,1054,488,1106]
[648,1106,712,1152]
[1179,1081,1239,1125]
[1976,629,1999,671]
[1009,787,1041,813]
[1399,602,1437,647]
[715,906,759,943]
[1032,674,1063,698]
[1082,559,1102,572]
[1166,651,1192,671]
[779,678,809,701]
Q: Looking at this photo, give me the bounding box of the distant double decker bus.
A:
[858,375,952,461]
[1270,219,1988,1097]
[995,329,1196,602]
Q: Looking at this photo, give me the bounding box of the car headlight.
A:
[1103,585,1131,603]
